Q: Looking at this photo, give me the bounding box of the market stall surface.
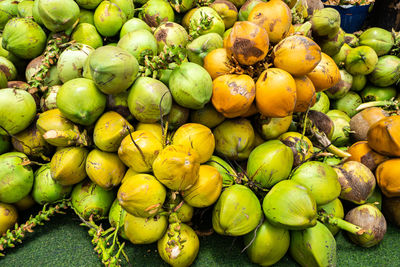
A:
[1,209,399,266]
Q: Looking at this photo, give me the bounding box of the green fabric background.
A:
[1,209,399,267]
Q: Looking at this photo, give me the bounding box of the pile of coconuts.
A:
[0,0,400,266]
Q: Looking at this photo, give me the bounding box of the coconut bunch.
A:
[0,0,399,266]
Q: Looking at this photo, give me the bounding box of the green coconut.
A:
[0,135,11,155]
[0,56,17,80]
[71,179,116,221]
[361,84,397,102]
[124,213,168,244]
[243,219,290,266]
[57,43,95,83]
[344,33,359,47]
[332,43,352,67]
[189,7,225,37]
[350,74,367,92]
[238,0,263,21]
[50,147,89,186]
[325,69,353,100]
[89,46,139,95]
[263,179,317,230]
[93,111,133,152]
[32,164,72,205]
[120,18,152,38]
[319,28,345,57]
[94,0,127,37]
[0,1,15,30]
[111,0,135,20]
[290,221,337,267]
[247,140,294,189]
[32,0,43,25]
[127,77,172,123]
[213,118,255,160]
[71,23,104,49]
[157,223,199,267]
[117,29,158,64]
[169,62,213,109]
[186,33,224,65]
[345,46,378,75]
[154,22,189,52]
[368,55,400,87]
[2,17,46,59]
[37,0,80,32]
[11,123,53,159]
[332,91,362,117]
[310,92,330,113]
[212,184,262,236]
[205,155,236,187]
[17,1,34,18]
[0,88,36,135]
[190,103,225,128]
[118,173,166,217]
[78,9,94,25]
[291,161,341,205]
[76,0,103,9]
[310,8,340,37]
[165,103,190,130]
[359,27,394,56]
[138,0,175,28]
[56,78,106,126]
[0,152,34,203]
[326,110,351,147]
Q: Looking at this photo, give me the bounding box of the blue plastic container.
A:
[324,4,371,33]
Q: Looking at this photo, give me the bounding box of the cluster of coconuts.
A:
[0,0,399,266]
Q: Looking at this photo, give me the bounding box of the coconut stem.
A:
[76,212,129,267]
[293,21,312,36]
[196,0,213,7]
[139,45,186,79]
[28,33,72,95]
[162,192,186,260]
[291,0,308,24]
[318,213,365,236]
[189,11,213,39]
[0,199,69,256]
[356,100,399,111]
[311,126,351,158]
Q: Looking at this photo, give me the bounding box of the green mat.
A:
[1,209,399,267]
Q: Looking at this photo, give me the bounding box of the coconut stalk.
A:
[161,192,187,260]
[310,125,351,158]
[291,0,309,24]
[139,45,187,79]
[318,211,365,236]
[356,99,400,114]
[75,213,129,267]
[189,11,213,39]
[391,30,400,57]
[28,33,72,95]
[0,199,69,256]
[196,0,213,7]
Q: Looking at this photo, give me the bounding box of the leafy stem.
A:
[0,199,69,256]
[138,45,187,79]
[189,11,213,39]
[28,33,72,95]
[74,212,130,267]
